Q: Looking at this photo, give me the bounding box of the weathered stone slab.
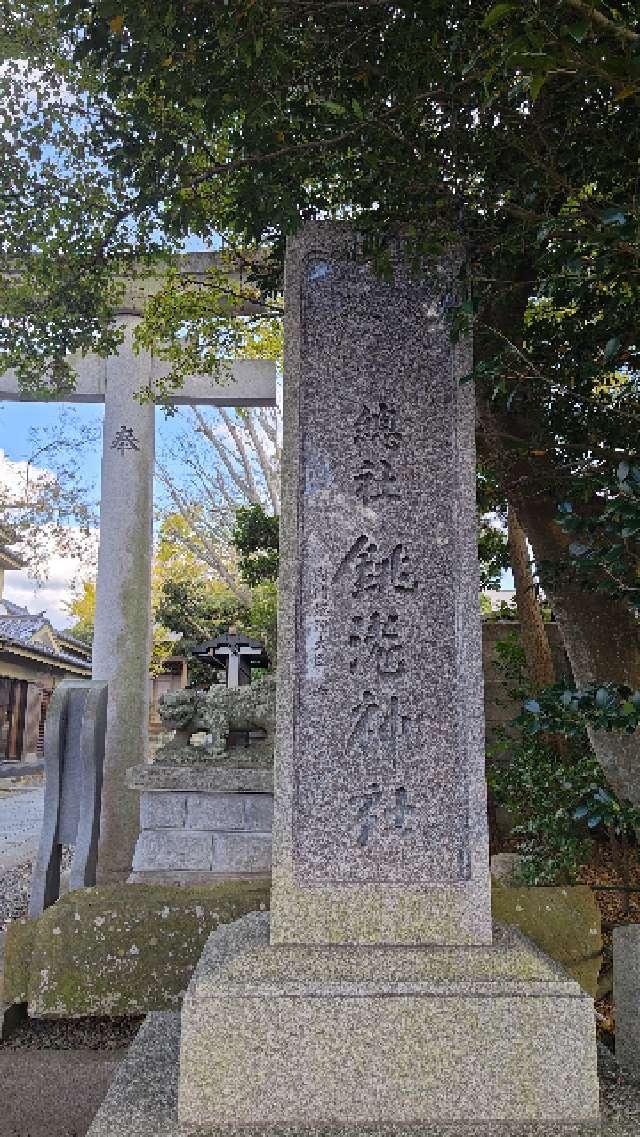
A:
[186,793,246,831]
[272,223,490,945]
[30,679,108,915]
[613,923,640,1076]
[3,882,270,1018]
[132,831,213,873]
[243,794,274,831]
[126,765,273,794]
[140,792,188,830]
[492,882,602,997]
[212,832,272,875]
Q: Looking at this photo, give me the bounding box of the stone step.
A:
[87,1009,602,1137]
[87,1012,180,1137]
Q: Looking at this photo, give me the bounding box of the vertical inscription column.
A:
[271,224,491,946]
[93,316,155,882]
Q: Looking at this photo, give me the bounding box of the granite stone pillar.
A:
[93,317,155,883]
[178,224,599,1135]
[271,227,490,946]
[613,924,640,1076]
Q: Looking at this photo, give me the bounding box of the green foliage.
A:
[477,466,509,589]
[66,580,96,645]
[155,574,277,683]
[520,681,640,736]
[557,459,640,611]
[489,627,640,883]
[232,504,279,587]
[493,630,529,700]
[483,600,519,622]
[489,734,640,885]
[155,577,246,684]
[241,580,278,665]
[3,0,638,446]
[478,517,510,589]
[133,264,282,399]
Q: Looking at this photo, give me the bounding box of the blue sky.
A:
[0,399,200,625]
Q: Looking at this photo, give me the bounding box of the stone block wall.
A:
[130,790,273,882]
[482,620,570,743]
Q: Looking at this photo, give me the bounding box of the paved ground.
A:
[0,1049,124,1137]
[0,781,44,871]
[0,1018,141,1137]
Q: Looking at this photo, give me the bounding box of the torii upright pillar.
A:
[0,255,277,881]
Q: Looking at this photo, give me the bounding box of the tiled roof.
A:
[0,613,91,672]
[0,599,31,617]
[56,629,92,654]
[0,614,48,641]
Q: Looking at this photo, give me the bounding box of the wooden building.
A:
[0,535,91,771]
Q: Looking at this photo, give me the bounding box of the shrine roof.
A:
[0,610,91,673]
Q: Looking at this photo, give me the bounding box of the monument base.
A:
[178,912,599,1134]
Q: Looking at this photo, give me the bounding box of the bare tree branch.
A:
[217,408,263,504]
[242,410,280,513]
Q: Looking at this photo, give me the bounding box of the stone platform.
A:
[178,913,599,1134]
[127,766,273,884]
[86,919,600,1136]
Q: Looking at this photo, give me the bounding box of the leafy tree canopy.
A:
[3,3,639,728]
[5,2,639,504]
[232,504,279,587]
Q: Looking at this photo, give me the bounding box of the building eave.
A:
[0,640,91,676]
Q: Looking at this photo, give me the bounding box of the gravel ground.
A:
[0,858,33,932]
[0,848,73,933]
[0,1015,143,1051]
[0,781,44,871]
[597,1042,640,1135]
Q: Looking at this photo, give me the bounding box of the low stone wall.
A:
[4,880,270,1018]
[3,880,601,1019]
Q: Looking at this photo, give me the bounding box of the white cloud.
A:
[0,450,98,628]
[3,555,94,628]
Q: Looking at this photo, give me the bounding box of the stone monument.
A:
[30,679,108,915]
[88,224,599,1136]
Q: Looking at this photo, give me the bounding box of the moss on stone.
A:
[4,880,270,1018]
[4,879,601,1018]
[491,882,602,996]
[3,917,35,1004]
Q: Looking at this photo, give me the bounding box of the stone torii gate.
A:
[0,253,277,881]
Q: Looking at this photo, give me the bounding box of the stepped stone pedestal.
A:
[88,224,599,1136]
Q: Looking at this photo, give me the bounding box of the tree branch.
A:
[565,0,640,43]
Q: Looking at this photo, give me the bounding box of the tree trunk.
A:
[514,493,640,806]
[507,505,555,691]
[475,270,640,806]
